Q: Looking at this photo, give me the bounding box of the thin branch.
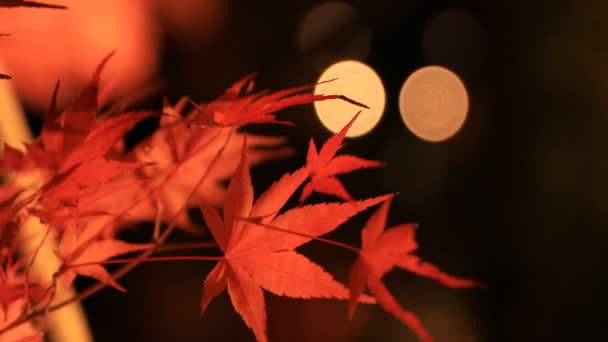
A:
[0,56,92,341]
[0,128,236,335]
[0,0,67,9]
[155,241,218,252]
[236,217,361,254]
[63,255,223,269]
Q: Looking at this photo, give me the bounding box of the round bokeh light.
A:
[399,65,469,142]
[314,60,385,137]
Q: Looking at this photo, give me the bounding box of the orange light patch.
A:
[314,60,385,137]
[399,66,468,142]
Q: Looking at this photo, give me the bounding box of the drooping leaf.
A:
[359,263,433,342]
[396,255,482,288]
[225,262,267,342]
[348,199,481,342]
[200,262,227,313]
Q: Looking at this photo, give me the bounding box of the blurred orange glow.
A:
[399,66,468,142]
[297,2,371,71]
[314,60,385,137]
[0,0,159,109]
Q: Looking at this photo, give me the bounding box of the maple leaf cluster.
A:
[0,54,480,342]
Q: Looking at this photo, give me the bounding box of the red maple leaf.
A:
[0,298,42,342]
[26,53,115,172]
[0,247,48,342]
[191,74,368,127]
[31,108,154,225]
[348,198,481,342]
[38,157,150,225]
[199,138,388,342]
[32,109,154,217]
[2,52,120,176]
[28,96,155,223]
[301,113,381,202]
[0,145,31,172]
[0,281,46,312]
[98,99,293,233]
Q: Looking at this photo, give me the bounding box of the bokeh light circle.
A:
[314,60,385,137]
[399,66,468,142]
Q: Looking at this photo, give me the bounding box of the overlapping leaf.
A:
[301,114,381,202]
[348,199,481,342]
[97,105,294,232]
[0,51,482,342]
[56,219,152,292]
[199,138,387,342]
[191,74,368,127]
[24,53,115,172]
[0,298,41,342]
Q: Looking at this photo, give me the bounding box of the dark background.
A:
[13,0,608,341]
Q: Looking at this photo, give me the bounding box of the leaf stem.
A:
[155,241,218,252]
[237,217,361,254]
[64,255,223,269]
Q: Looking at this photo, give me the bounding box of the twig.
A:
[0,127,236,334]
[235,217,361,254]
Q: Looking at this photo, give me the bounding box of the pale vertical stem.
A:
[0,58,93,342]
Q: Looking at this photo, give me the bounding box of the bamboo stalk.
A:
[0,58,93,342]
